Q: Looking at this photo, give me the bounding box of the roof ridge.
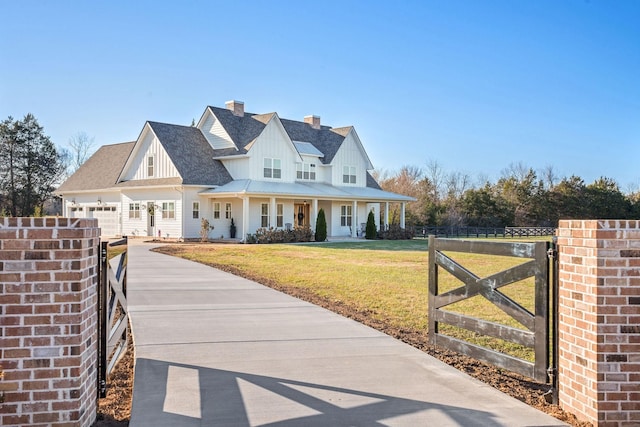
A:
[148,120,199,130]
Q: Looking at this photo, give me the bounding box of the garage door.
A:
[89,206,119,237]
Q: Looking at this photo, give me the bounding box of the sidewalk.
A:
[126,243,566,426]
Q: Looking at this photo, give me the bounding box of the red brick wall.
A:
[0,217,100,427]
[557,220,640,426]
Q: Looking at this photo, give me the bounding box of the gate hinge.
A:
[547,247,557,260]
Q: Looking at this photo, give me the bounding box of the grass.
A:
[158,237,552,361]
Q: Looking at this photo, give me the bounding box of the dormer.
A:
[196,107,236,150]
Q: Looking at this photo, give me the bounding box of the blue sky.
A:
[1,1,638,189]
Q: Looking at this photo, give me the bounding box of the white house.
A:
[55,101,415,240]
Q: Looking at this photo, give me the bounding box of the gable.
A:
[246,114,302,181]
[197,107,236,150]
[249,115,301,158]
[120,123,180,181]
[333,128,374,170]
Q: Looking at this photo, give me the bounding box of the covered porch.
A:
[199,180,414,241]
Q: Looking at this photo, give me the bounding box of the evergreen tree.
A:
[365,210,377,239]
[314,208,327,242]
[0,114,65,216]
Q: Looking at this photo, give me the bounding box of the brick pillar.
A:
[557,220,640,426]
[0,217,100,427]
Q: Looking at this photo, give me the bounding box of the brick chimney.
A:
[225,100,244,117]
[304,115,321,130]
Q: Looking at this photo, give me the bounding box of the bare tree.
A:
[446,171,471,200]
[540,164,559,190]
[501,161,531,182]
[67,131,95,175]
[424,159,446,203]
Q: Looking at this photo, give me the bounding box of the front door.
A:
[147,203,155,237]
[294,203,310,228]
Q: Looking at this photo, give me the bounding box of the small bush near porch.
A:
[245,226,313,243]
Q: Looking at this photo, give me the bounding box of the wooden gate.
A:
[428,236,555,383]
[97,237,129,398]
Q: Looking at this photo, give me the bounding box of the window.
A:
[276,204,284,228]
[264,158,282,179]
[225,203,232,219]
[213,202,221,219]
[162,202,175,219]
[261,203,269,227]
[147,156,154,177]
[192,202,200,219]
[296,163,316,181]
[341,205,352,227]
[129,203,141,219]
[343,166,356,184]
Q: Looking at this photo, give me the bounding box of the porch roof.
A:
[199,179,415,202]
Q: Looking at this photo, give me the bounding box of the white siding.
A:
[316,164,331,184]
[247,118,300,182]
[121,194,146,238]
[199,110,235,150]
[120,188,184,238]
[330,202,352,237]
[331,133,369,187]
[122,128,180,181]
[202,199,240,239]
[221,157,249,180]
[184,188,206,238]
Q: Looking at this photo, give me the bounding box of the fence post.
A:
[556,220,640,426]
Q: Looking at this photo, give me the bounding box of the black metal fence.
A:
[414,226,556,239]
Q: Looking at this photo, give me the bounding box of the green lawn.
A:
[155,237,551,360]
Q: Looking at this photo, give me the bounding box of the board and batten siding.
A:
[221,157,249,180]
[247,119,300,182]
[330,132,369,188]
[200,110,235,150]
[183,188,208,238]
[122,127,180,181]
[154,197,182,239]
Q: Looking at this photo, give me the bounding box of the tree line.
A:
[375,161,640,227]
[0,114,94,216]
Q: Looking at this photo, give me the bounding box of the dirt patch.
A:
[97,246,591,426]
[92,332,134,426]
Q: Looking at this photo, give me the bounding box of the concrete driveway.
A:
[126,242,566,426]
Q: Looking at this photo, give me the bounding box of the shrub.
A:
[315,208,327,242]
[246,226,313,244]
[365,211,377,240]
[379,224,414,240]
[200,218,214,242]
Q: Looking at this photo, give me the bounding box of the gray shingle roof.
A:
[56,142,135,193]
[147,121,233,186]
[207,106,348,164]
[208,107,267,154]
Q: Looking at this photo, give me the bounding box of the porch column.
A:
[384,202,390,229]
[400,202,406,229]
[352,200,358,238]
[242,197,250,240]
[270,197,277,228]
[311,199,318,230]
